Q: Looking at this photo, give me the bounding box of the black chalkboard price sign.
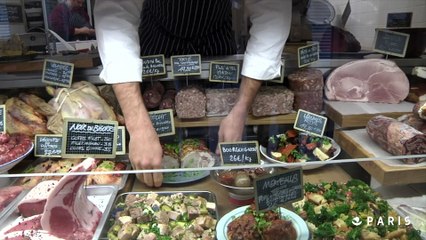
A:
[42,59,74,87]
[294,109,327,137]
[209,62,239,83]
[34,134,62,157]
[149,109,175,137]
[298,43,319,68]
[254,168,304,211]
[219,141,260,165]
[373,29,410,58]
[62,119,118,158]
[142,55,166,77]
[171,54,201,76]
[0,105,5,133]
[116,126,126,155]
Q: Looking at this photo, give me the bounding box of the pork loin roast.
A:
[325,59,409,103]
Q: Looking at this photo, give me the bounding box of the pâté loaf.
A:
[251,86,294,117]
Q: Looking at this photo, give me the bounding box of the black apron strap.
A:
[139,0,236,57]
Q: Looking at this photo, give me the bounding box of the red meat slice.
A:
[0,185,23,211]
[17,180,59,217]
[40,157,101,239]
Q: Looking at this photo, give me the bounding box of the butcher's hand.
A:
[129,127,163,187]
[216,76,262,155]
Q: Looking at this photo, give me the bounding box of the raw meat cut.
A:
[40,157,102,239]
[175,86,206,119]
[252,86,294,117]
[3,214,42,234]
[0,185,23,211]
[366,115,426,164]
[206,88,238,116]
[413,101,426,120]
[398,114,426,134]
[325,59,409,103]
[17,180,58,217]
[288,68,324,91]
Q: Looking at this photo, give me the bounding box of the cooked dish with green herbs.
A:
[266,130,337,163]
[227,204,297,240]
[293,180,422,240]
[107,192,217,240]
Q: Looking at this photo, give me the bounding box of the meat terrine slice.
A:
[252,86,294,117]
[175,86,206,119]
[206,88,239,117]
[293,90,324,114]
[288,68,324,92]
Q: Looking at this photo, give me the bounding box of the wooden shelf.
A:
[325,100,414,128]
[334,129,426,186]
[174,113,297,128]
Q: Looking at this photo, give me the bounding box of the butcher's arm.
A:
[94,0,163,187]
[217,0,291,148]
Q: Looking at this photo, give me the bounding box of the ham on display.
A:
[366,115,426,164]
[325,59,409,103]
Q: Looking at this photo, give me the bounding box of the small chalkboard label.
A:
[149,109,175,137]
[116,126,126,155]
[0,105,5,133]
[142,55,166,77]
[294,109,327,137]
[62,119,118,158]
[387,12,412,28]
[42,59,74,87]
[171,54,201,76]
[219,141,260,165]
[209,62,239,83]
[35,134,62,157]
[298,43,319,68]
[373,29,409,57]
[254,168,304,211]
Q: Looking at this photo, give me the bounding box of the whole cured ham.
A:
[366,115,426,164]
[325,59,409,103]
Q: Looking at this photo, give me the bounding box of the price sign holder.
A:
[42,59,74,87]
[34,134,62,157]
[209,62,240,83]
[254,168,304,212]
[373,29,410,58]
[142,54,166,77]
[219,141,260,165]
[171,54,201,77]
[116,126,126,155]
[62,119,118,158]
[0,105,5,133]
[298,43,319,68]
[294,109,327,137]
[149,109,175,137]
[270,63,285,84]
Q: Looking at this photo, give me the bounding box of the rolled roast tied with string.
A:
[366,115,426,164]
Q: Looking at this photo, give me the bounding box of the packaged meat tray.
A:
[15,158,131,190]
[100,191,219,239]
[0,185,118,240]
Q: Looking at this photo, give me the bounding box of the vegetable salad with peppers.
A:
[266,130,337,163]
[292,180,422,240]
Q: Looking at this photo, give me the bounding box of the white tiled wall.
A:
[328,0,426,50]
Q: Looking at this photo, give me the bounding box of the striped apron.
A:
[139,0,237,57]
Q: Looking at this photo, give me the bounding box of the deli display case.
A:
[0,0,425,239]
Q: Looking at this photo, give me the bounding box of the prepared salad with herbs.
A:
[107,192,217,240]
[292,180,422,240]
[266,130,337,163]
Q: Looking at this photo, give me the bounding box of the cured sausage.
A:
[366,115,426,164]
[0,133,32,165]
